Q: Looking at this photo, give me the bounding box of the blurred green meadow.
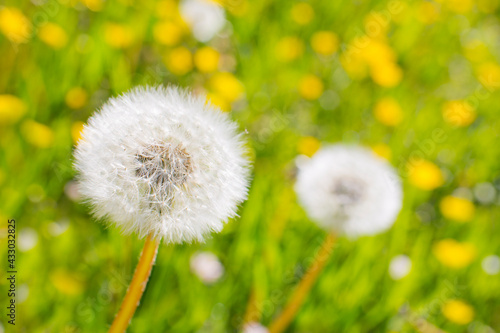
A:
[1,0,500,332]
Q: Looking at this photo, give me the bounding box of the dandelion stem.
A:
[268,233,336,333]
[109,234,160,333]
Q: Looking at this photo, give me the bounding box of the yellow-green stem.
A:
[109,234,160,333]
[268,233,336,333]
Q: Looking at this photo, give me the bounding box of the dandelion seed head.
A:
[74,86,250,243]
[295,145,402,237]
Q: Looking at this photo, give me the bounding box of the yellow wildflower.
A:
[275,37,304,62]
[38,23,68,49]
[0,7,31,44]
[297,136,320,157]
[442,101,476,127]
[433,239,476,269]
[372,143,392,160]
[440,196,475,222]
[311,31,339,56]
[0,95,27,124]
[374,97,403,126]
[206,93,230,112]
[370,61,403,88]
[477,62,500,91]
[153,21,183,46]
[364,12,390,38]
[155,0,178,19]
[65,87,88,109]
[408,160,444,190]
[299,75,324,100]
[71,121,85,144]
[21,120,54,148]
[340,52,368,80]
[442,300,475,325]
[165,47,193,75]
[104,23,134,49]
[416,1,440,24]
[362,40,396,66]
[50,270,84,296]
[477,0,499,12]
[194,47,220,73]
[81,0,104,11]
[290,3,314,25]
[445,0,474,13]
[209,72,244,103]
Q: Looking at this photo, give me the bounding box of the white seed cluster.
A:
[74,86,250,243]
[295,145,402,237]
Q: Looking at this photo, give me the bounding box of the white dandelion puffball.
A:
[74,86,250,243]
[243,322,269,333]
[190,251,224,284]
[295,145,402,237]
[180,0,226,42]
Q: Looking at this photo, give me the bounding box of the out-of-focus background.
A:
[1,0,500,332]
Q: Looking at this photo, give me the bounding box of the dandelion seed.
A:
[190,251,225,284]
[270,147,402,333]
[482,255,500,275]
[389,255,412,280]
[74,85,250,332]
[75,85,250,243]
[180,0,226,42]
[244,322,269,333]
[295,145,402,237]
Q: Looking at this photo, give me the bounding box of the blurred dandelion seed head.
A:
[190,251,224,284]
[74,86,251,243]
[295,145,402,237]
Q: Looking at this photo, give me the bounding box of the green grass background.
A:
[1,0,500,332]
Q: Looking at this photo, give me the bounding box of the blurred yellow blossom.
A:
[340,53,368,80]
[81,0,104,11]
[372,143,392,160]
[223,0,249,16]
[442,300,475,324]
[153,21,183,46]
[156,0,178,19]
[50,270,84,295]
[21,120,54,148]
[38,23,68,49]
[444,0,474,13]
[370,61,403,88]
[440,196,475,222]
[362,40,396,66]
[374,97,403,126]
[442,101,476,127]
[104,23,134,49]
[477,0,499,12]
[209,72,244,103]
[463,42,491,63]
[299,75,324,100]
[65,87,88,110]
[311,31,339,56]
[408,160,444,190]
[290,3,314,25]
[297,136,320,157]
[71,121,85,144]
[477,62,500,91]
[364,12,390,38]
[0,95,27,125]
[206,92,231,112]
[416,1,440,24]
[0,7,31,44]
[165,47,193,75]
[275,37,304,62]
[433,239,476,269]
[194,47,220,73]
